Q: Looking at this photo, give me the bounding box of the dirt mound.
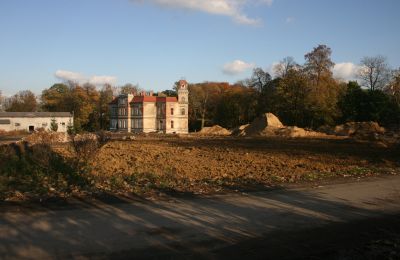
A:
[233,113,326,138]
[198,125,232,136]
[231,124,250,136]
[22,131,69,144]
[275,126,328,138]
[335,122,385,138]
[242,113,284,136]
[317,125,335,135]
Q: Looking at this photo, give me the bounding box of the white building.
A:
[109,80,189,134]
[0,112,73,133]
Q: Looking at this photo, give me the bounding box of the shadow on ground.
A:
[1,178,400,259]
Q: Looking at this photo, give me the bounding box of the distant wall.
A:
[0,117,73,132]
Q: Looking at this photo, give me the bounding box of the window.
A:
[0,119,10,125]
[171,108,174,115]
[119,108,127,116]
[133,119,140,129]
[42,123,48,127]
[181,108,185,115]
[132,104,143,116]
[171,120,174,129]
[119,120,125,129]
[15,123,20,127]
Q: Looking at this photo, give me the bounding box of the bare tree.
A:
[274,56,298,78]
[249,68,272,92]
[358,55,391,91]
[6,90,37,112]
[119,83,141,95]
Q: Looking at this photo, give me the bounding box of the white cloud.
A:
[55,70,86,83]
[131,0,273,25]
[332,62,359,81]
[223,60,255,75]
[88,76,117,86]
[55,70,117,86]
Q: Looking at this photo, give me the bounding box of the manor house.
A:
[109,80,189,134]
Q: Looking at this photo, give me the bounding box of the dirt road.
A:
[1,175,400,259]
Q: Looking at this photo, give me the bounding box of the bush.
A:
[0,142,88,200]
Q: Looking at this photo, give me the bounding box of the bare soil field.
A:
[87,136,400,192]
[1,134,400,201]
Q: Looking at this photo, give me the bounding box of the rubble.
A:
[334,122,385,138]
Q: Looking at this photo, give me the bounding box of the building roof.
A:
[131,96,158,103]
[109,95,178,105]
[130,96,177,103]
[0,112,73,118]
[155,97,178,102]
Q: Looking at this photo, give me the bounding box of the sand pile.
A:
[241,113,284,136]
[233,113,327,138]
[198,125,232,136]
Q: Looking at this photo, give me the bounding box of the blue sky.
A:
[0,0,399,96]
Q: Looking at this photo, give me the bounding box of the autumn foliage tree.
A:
[304,44,342,126]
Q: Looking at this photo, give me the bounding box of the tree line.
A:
[188,45,400,130]
[1,44,399,132]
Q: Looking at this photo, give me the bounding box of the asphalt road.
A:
[1,175,400,259]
